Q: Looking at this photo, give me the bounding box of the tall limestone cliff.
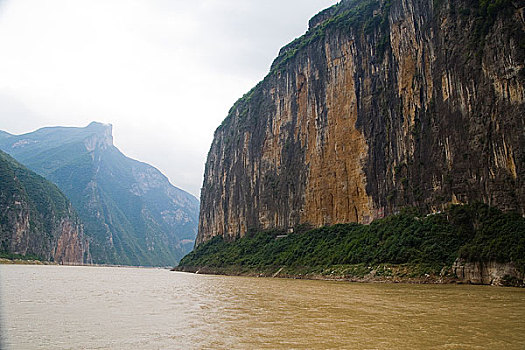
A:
[0,150,89,264]
[0,122,199,266]
[197,0,524,244]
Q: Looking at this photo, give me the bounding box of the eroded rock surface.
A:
[198,0,524,244]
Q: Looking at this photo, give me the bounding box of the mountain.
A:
[0,150,89,264]
[0,122,199,266]
[196,0,524,245]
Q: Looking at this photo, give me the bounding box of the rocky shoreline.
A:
[173,260,525,288]
[0,258,56,265]
[0,258,165,268]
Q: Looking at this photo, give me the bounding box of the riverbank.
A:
[177,204,525,287]
[0,258,167,269]
[173,264,457,284]
[0,258,56,265]
[173,261,525,287]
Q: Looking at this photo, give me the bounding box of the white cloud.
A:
[0,0,338,197]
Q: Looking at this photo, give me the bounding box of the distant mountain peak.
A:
[0,122,199,266]
[86,121,112,132]
[84,122,113,151]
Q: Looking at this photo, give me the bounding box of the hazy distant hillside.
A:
[0,122,199,266]
[0,150,89,263]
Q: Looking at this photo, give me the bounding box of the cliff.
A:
[0,122,199,266]
[452,259,524,286]
[0,151,89,264]
[197,0,524,244]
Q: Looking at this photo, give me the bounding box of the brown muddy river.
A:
[0,264,524,349]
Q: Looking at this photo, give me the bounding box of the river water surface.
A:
[1,265,524,349]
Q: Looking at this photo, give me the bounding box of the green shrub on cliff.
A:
[478,0,511,18]
[179,204,525,273]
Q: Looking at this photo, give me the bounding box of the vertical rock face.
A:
[452,259,524,287]
[0,151,89,264]
[54,219,90,264]
[197,0,524,244]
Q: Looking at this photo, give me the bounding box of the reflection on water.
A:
[1,265,524,349]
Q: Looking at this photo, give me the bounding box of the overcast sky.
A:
[0,0,338,198]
